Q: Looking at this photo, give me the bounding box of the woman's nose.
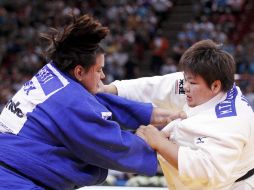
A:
[101,71,105,79]
[183,81,189,92]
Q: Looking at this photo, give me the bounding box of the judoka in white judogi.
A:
[112,72,254,190]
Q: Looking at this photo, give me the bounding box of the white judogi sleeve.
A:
[112,72,186,111]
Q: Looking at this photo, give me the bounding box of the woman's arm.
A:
[136,125,179,169]
[96,93,186,129]
[101,84,118,95]
[101,72,186,111]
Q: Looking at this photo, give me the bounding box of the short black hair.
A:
[179,39,235,92]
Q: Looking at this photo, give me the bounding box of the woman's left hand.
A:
[150,107,186,127]
[136,125,167,150]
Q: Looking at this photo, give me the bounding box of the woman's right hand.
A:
[97,82,118,95]
[150,108,186,128]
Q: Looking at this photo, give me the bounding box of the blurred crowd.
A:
[0,0,254,187]
[0,0,174,110]
[171,0,254,110]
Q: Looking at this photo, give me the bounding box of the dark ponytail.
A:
[41,14,109,72]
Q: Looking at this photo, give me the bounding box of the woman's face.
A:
[79,54,105,94]
[183,72,217,107]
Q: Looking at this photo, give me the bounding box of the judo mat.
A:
[78,186,167,190]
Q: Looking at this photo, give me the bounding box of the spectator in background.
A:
[160,56,177,75]
[151,0,173,26]
[150,30,169,74]
[0,0,168,108]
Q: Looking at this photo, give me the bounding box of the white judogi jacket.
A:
[113,72,254,190]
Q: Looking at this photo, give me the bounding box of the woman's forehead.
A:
[183,71,195,78]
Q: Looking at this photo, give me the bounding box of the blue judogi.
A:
[0,62,157,190]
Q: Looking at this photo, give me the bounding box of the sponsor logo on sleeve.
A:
[101,112,112,120]
[0,95,26,134]
[23,80,36,95]
[194,136,207,144]
[0,63,69,135]
[35,65,64,95]
[5,99,24,118]
[175,79,185,94]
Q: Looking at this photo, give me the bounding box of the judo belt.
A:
[236,168,254,182]
[0,161,52,190]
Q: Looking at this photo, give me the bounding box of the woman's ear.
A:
[211,80,222,94]
[73,65,85,82]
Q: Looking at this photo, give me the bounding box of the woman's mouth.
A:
[186,95,192,102]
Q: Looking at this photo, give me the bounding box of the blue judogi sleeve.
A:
[44,87,158,176]
[95,93,153,130]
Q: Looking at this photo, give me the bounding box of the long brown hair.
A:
[41,14,109,72]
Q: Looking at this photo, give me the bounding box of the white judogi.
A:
[113,72,254,190]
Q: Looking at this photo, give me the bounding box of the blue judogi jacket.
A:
[0,62,157,190]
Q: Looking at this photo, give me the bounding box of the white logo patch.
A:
[0,63,69,135]
[101,112,112,120]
